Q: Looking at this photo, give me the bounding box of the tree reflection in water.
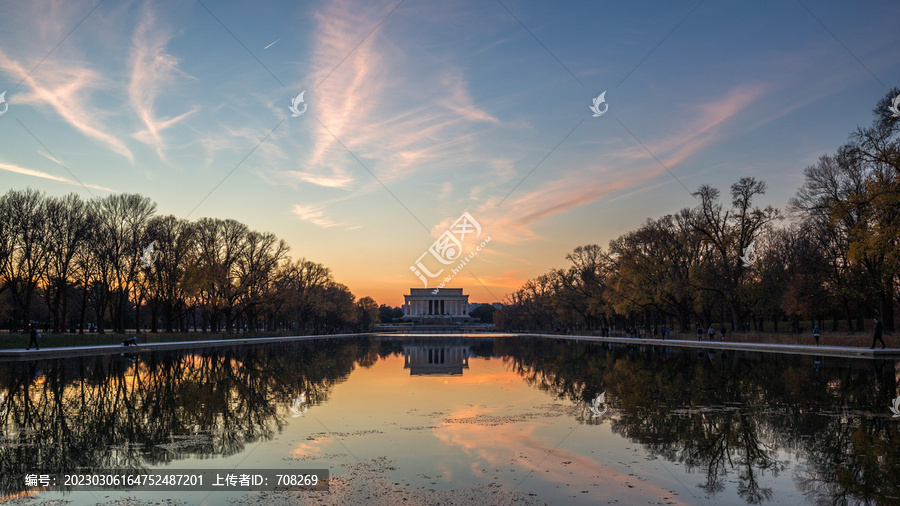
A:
[1,336,897,504]
[495,337,900,505]
[0,337,372,496]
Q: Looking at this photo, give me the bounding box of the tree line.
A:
[495,89,900,334]
[0,337,375,495]
[0,191,380,334]
[495,337,898,504]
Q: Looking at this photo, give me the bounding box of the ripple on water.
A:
[305,429,383,441]
[226,457,546,506]
[283,452,349,462]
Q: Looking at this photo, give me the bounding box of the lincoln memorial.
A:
[402,288,470,322]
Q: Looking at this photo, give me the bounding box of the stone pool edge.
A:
[1,332,897,360]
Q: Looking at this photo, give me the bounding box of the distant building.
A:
[402,288,470,322]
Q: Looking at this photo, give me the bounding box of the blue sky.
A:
[1,0,898,305]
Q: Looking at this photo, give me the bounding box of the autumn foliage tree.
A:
[495,91,899,334]
[0,191,372,335]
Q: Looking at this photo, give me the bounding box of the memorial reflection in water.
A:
[402,337,477,375]
[0,336,896,504]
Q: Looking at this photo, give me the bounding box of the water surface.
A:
[0,335,898,505]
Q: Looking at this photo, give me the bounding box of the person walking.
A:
[720,326,727,341]
[871,318,886,349]
[813,325,821,346]
[708,325,716,341]
[697,325,703,341]
[26,325,40,350]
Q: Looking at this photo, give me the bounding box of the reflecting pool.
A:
[1,335,898,505]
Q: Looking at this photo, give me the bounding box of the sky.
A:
[0,0,898,307]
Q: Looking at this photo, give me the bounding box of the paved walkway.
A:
[0,333,362,360]
[1,332,896,360]
[516,333,900,359]
[377,332,899,359]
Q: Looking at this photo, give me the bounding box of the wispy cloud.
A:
[291,204,359,229]
[0,0,136,162]
[480,84,768,243]
[129,5,197,161]
[0,160,115,192]
[438,69,499,125]
[0,50,135,162]
[284,171,355,188]
[277,0,501,190]
[437,181,453,200]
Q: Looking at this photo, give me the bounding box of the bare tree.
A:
[356,296,379,332]
[236,230,289,331]
[0,189,53,331]
[144,215,196,332]
[43,193,92,333]
[790,153,871,331]
[192,218,248,332]
[272,258,332,333]
[692,178,781,330]
[91,194,157,332]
